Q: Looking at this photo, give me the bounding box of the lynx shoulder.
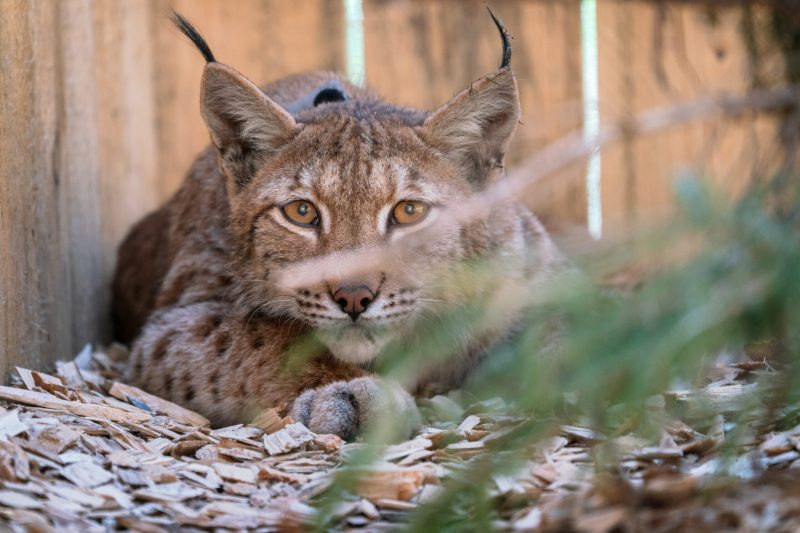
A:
[112,11,563,438]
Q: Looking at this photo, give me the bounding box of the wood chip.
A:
[643,474,698,504]
[375,498,417,511]
[15,368,36,390]
[212,462,258,484]
[446,440,485,451]
[257,464,307,484]
[0,410,28,440]
[218,445,265,462]
[398,449,434,466]
[761,433,793,455]
[223,482,257,496]
[457,415,481,435]
[0,442,31,481]
[764,450,800,466]
[39,426,81,453]
[106,450,143,468]
[117,468,150,487]
[0,351,794,531]
[313,433,344,452]
[134,482,203,503]
[32,371,69,396]
[0,490,43,509]
[0,386,150,424]
[51,485,105,508]
[384,437,433,462]
[355,464,426,501]
[251,409,290,433]
[180,463,223,490]
[263,423,315,455]
[55,361,86,390]
[109,382,208,427]
[116,516,169,533]
[95,484,134,509]
[211,424,262,440]
[60,461,113,488]
[172,440,206,457]
[632,447,684,460]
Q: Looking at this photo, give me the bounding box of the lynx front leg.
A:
[128,301,376,429]
[128,301,310,427]
[290,377,420,440]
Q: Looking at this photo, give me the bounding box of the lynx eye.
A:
[282,200,320,227]
[391,201,428,226]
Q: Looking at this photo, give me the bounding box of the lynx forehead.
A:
[113,10,561,436]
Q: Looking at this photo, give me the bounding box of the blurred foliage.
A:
[310,173,800,530]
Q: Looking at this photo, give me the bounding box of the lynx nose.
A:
[332,285,375,321]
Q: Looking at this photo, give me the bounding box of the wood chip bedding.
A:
[0,346,798,531]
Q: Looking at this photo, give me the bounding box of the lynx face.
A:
[231,112,481,363]
[193,25,520,365]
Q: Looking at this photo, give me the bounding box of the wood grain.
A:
[597,1,785,232]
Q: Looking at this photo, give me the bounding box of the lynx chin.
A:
[112,10,564,439]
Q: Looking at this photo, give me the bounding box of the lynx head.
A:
[173,10,522,365]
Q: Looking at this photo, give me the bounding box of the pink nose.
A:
[332,285,375,321]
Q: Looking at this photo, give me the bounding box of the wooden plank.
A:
[597,1,784,233]
[57,0,106,353]
[0,0,160,379]
[0,1,69,380]
[92,0,161,276]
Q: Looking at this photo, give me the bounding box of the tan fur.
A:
[113,29,563,438]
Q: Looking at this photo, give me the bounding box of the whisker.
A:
[220,277,273,299]
[245,298,294,329]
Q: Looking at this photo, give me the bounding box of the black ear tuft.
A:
[313,88,348,107]
[486,6,511,69]
[171,11,216,63]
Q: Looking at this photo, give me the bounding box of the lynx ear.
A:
[420,68,520,187]
[200,63,298,188]
[419,8,519,187]
[170,11,296,188]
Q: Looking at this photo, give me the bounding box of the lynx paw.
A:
[289,377,420,440]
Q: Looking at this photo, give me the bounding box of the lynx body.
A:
[113,13,562,437]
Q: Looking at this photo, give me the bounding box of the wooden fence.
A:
[0,0,792,377]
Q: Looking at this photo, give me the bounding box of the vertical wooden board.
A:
[0,0,67,377]
[56,0,106,353]
[152,0,346,200]
[1,0,168,378]
[597,1,784,232]
[363,0,585,230]
[92,0,160,279]
[511,1,585,229]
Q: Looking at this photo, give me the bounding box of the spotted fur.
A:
[112,13,564,436]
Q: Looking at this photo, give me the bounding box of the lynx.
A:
[112,11,563,438]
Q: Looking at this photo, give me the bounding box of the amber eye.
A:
[282,200,320,227]
[391,201,428,226]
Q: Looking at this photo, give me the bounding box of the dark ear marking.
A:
[171,11,216,63]
[285,81,350,114]
[486,6,511,69]
[313,88,347,107]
